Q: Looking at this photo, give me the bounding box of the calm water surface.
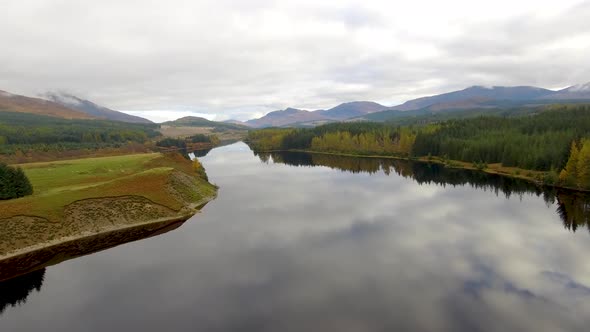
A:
[1,142,590,331]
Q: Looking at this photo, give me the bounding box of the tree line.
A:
[247,104,590,190]
[258,150,590,232]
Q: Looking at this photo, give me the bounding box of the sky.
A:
[1,0,589,122]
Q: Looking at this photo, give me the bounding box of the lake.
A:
[1,142,590,331]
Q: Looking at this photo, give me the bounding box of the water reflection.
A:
[0,269,45,314]
[556,191,590,232]
[188,148,213,158]
[256,151,590,233]
[1,143,589,331]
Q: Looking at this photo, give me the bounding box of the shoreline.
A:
[0,194,216,282]
[254,148,589,193]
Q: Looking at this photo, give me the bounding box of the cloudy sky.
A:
[1,0,589,122]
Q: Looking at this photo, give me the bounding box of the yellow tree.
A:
[559,141,580,187]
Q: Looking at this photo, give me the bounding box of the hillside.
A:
[390,86,554,112]
[360,83,590,122]
[0,111,161,163]
[0,90,95,120]
[43,92,152,124]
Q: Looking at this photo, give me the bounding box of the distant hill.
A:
[246,102,388,128]
[163,116,249,130]
[223,119,252,127]
[360,83,590,122]
[0,90,95,119]
[390,86,554,112]
[43,92,152,124]
[317,101,389,119]
[246,108,330,128]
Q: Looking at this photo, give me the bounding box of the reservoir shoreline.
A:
[252,147,589,193]
[0,194,215,282]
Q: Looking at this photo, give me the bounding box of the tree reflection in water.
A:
[256,151,590,233]
[0,268,45,315]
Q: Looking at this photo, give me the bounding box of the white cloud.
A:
[0,0,588,121]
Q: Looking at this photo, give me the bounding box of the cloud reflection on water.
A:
[0,142,589,331]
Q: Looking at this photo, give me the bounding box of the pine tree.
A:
[14,167,33,196]
[0,162,33,199]
[576,139,590,189]
[0,163,8,199]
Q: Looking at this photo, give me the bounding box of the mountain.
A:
[43,92,152,124]
[391,86,554,111]
[246,108,331,128]
[361,83,590,122]
[317,101,389,119]
[0,90,95,119]
[542,82,590,100]
[163,116,249,130]
[246,102,389,128]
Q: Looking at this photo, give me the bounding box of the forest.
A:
[247,104,590,190]
[0,163,33,200]
[0,111,161,155]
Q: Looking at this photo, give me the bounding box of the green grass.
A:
[20,153,161,195]
[0,153,216,222]
[0,152,217,257]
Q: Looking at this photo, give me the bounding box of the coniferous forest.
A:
[0,111,161,155]
[246,105,590,190]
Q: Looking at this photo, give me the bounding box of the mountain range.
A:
[245,101,389,127]
[2,82,589,127]
[236,83,590,127]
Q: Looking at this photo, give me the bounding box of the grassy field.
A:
[0,153,217,256]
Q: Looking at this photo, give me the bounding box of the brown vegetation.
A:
[0,153,217,258]
[0,90,94,119]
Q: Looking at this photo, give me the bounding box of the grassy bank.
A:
[0,153,217,257]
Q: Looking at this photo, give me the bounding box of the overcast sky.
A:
[1,0,589,122]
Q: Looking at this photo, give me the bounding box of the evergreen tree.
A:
[576,139,590,189]
[0,163,34,200]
